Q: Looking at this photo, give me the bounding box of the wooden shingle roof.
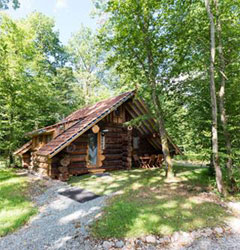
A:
[36,91,135,158]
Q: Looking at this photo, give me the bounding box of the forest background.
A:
[0,0,239,195]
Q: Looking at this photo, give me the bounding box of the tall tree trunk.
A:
[151,87,174,178]
[8,102,14,167]
[141,13,174,178]
[214,0,233,179]
[205,0,227,196]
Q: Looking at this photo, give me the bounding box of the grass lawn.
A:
[0,168,37,237]
[69,166,232,239]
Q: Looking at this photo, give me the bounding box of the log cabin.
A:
[14,91,180,181]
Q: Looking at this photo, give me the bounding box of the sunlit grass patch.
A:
[0,168,37,236]
[69,168,165,196]
[69,166,213,196]
[92,189,230,238]
[69,166,229,239]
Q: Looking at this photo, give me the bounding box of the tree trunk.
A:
[142,14,174,178]
[8,99,15,167]
[215,0,233,180]
[205,0,227,196]
[151,86,174,178]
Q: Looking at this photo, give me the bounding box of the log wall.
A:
[51,134,88,180]
[101,123,129,171]
[30,153,51,176]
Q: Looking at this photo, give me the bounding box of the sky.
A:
[4,0,97,44]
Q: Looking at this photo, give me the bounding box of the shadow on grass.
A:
[69,166,211,195]
[69,166,226,239]
[175,166,213,187]
[91,188,230,239]
[69,168,166,196]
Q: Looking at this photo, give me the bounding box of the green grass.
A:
[92,191,228,238]
[69,166,231,239]
[0,168,37,236]
[69,166,212,196]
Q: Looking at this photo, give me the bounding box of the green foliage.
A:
[67,25,113,106]
[94,0,240,185]
[0,168,37,236]
[0,13,79,162]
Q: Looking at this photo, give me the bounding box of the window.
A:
[133,137,140,149]
[88,133,98,166]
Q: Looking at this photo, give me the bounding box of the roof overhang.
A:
[37,91,135,158]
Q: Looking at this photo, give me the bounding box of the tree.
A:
[214,0,233,180]
[205,0,226,195]
[0,13,78,165]
[95,0,175,178]
[67,25,112,106]
[0,0,19,9]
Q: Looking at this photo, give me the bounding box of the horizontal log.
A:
[105,143,122,149]
[68,162,87,168]
[69,168,89,175]
[38,163,49,169]
[105,132,126,138]
[35,156,49,163]
[71,142,88,147]
[103,160,122,166]
[104,154,122,160]
[103,149,123,154]
[70,156,87,162]
[104,128,124,133]
[73,137,88,143]
[68,148,87,154]
[105,138,123,144]
[68,166,88,171]
[101,165,123,170]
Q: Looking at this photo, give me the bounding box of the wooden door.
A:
[88,132,98,168]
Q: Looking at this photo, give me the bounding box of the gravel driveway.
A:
[0,179,107,250]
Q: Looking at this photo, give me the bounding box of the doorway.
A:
[88,132,98,167]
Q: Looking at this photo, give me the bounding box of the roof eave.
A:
[37,91,135,158]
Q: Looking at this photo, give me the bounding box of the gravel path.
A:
[0,179,107,250]
[182,201,240,250]
[183,234,240,250]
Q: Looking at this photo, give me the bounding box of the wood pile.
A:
[58,155,70,181]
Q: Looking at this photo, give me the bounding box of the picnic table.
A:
[139,154,164,168]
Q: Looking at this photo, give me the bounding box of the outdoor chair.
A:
[149,154,157,168]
